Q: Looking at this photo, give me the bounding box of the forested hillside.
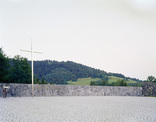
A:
[32,60,107,84]
[0,48,146,86]
[31,60,142,84]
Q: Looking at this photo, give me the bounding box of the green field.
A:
[108,76,123,83]
[67,76,138,86]
[108,76,137,84]
[67,78,101,85]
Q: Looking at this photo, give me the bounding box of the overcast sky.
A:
[1,0,156,80]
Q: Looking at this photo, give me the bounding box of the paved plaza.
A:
[0,96,156,122]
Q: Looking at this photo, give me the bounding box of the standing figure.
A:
[3,88,6,98]
[3,86,9,98]
[5,88,7,98]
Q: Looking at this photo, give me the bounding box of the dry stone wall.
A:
[0,84,142,97]
[142,82,156,96]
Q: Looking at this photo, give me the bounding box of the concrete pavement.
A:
[0,96,156,122]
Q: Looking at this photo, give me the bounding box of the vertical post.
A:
[31,51,34,97]
[20,41,43,98]
[31,41,34,97]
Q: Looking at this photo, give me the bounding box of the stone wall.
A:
[142,82,156,96]
[0,83,142,97]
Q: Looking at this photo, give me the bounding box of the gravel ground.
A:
[0,96,156,122]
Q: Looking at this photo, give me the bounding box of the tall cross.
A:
[20,41,43,97]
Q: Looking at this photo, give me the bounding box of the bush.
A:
[115,79,127,86]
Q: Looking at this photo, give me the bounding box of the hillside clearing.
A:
[67,76,138,86]
[67,78,101,85]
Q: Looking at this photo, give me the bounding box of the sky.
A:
[0,0,156,80]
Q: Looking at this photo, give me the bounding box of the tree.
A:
[0,48,10,83]
[110,82,115,86]
[147,76,156,83]
[44,80,48,84]
[115,79,127,86]
[40,77,48,84]
[101,75,109,81]
[100,80,108,86]
[35,77,40,84]
[10,55,31,84]
[90,81,94,85]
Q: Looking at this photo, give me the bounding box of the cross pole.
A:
[20,42,43,97]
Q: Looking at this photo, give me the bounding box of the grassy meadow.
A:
[67,78,101,85]
[108,76,137,83]
[67,76,138,86]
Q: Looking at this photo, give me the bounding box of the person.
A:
[3,88,5,98]
[3,88,7,98]
[5,88,7,98]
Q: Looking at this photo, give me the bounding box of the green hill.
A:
[0,47,144,85]
[32,60,142,85]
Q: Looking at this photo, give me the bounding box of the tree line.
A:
[1,47,154,85]
[146,76,156,83]
[0,48,31,83]
[90,79,128,86]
